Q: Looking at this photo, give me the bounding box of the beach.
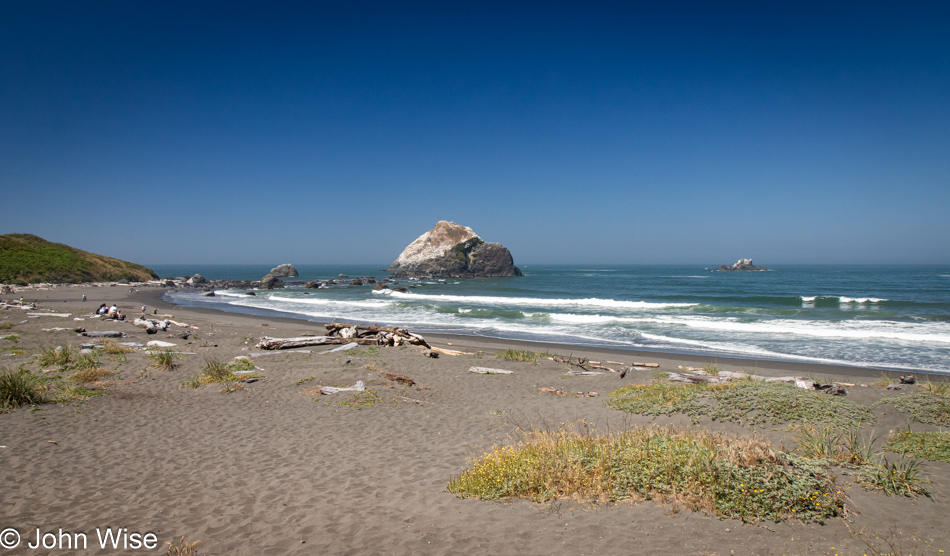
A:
[1,284,948,555]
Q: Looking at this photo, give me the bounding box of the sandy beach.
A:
[1,284,948,555]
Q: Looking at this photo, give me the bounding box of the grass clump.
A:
[182,358,260,389]
[608,380,874,428]
[496,349,547,364]
[448,426,843,523]
[0,367,44,412]
[885,430,950,463]
[877,392,950,426]
[94,340,135,356]
[70,367,113,383]
[857,455,931,498]
[37,344,75,369]
[165,536,200,556]
[148,349,182,371]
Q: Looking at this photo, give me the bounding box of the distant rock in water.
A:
[717,258,768,271]
[269,263,298,277]
[388,220,523,279]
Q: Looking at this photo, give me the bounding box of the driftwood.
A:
[431,347,475,356]
[565,370,604,376]
[666,372,731,384]
[257,336,375,350]
[588,364,616,372]
[321,322,431,349]
[631,362,660,368]
[422,349,439,358]
[384,373,415,386]
[320,380,365,395]
[81,330,125,338]
[469,367,514,375]
[323,342,360,354]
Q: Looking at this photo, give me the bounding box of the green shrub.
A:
[877,392,950,426]
[885,430,950,463]
[448,426,843,523]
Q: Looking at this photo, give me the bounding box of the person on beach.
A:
[109,304,117,315]
[141,305,147,315]
[82,294,86,302]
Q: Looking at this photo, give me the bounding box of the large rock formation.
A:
[268,264,298,277]
[388,221,523,279]
[717,258,768,271]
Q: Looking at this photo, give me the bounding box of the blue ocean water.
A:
[154,264,950,373]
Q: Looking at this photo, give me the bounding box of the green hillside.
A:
[0,234,158,285]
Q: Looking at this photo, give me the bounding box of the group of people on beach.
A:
[95,303,126,321]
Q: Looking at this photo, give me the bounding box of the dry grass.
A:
[70,367,113,383]
[165,536,200,555]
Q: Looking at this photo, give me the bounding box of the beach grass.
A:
[165,536,200,556]
[608,380,874,427]
[877,392,950,426]
[182,358,260,389]
[148,349,182,371]
[857,455,931,498]
[448,426,844,523]
[37,344,75,369]
[70,366,113,383]
[0,366,44,412]
[94,340,136,356]
[885,430,950,463]
[495,349,552,364]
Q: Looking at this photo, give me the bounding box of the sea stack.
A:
[716,258,768,271]
[388,221,523,279]
[268,264,298,277]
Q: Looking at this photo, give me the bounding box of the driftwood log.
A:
[469,367,514,375]
[320,380,365,395]
[258,323,432,350]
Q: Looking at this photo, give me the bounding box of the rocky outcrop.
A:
[260,274,284,289]
[388,221,522,279]
[269,264,298,277]
[717,258,768,271]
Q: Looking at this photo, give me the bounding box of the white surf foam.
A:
[651,315,950,344]
[375,290,697,310]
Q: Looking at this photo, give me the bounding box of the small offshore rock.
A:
[349,279,363,286]
[199,291,216,297]
[374,283,389,291]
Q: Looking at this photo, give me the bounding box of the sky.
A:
[2,1,949,266]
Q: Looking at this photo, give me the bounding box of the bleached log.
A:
[469,367,514,375]
[257,336,376,350]
[320,380,365,395]
[28,313,71,317]
[631,362,660,368]
[323,342,360,354]
[248,350,313,358]
[431,347,475,356]
[588,364,616,372]
[666,372,730,384]
[565,370,604,376]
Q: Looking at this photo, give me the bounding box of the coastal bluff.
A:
[716,258,768,271]
[388,221,523,279]
[0,233,158,284]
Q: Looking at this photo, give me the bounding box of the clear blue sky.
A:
[2,1,948,266]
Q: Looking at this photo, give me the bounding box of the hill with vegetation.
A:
[0,233,158,285]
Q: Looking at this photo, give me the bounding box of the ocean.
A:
[152,264,950,374]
